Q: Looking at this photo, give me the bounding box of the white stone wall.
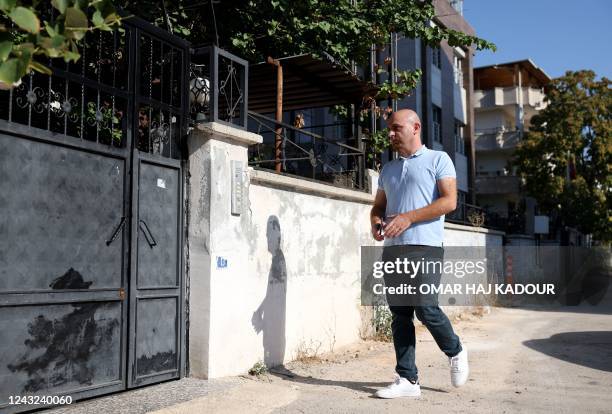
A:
[246,174,374,373]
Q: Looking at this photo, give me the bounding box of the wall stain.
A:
[137,351,176,375]
[49,268,93,289]
[7,269,119,392]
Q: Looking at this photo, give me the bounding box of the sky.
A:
[463,0,612,79]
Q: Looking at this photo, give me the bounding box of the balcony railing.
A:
[474,129,521,151]
[247,110,366,191]
[474,87,546,109]
[474,175,521,195]
[447,202,516,232]
[190,46,248,129]
[482,209,526,234]
[447,202,488,228]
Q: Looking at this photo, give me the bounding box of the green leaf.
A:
[0,0,16,12]
[10,7,40,34]
[0,57,27,84]
[319,21,331,33]
[29,60,52,75]
[91,11,105,27]
[51,0,68,14]
[45,22,58,37]
[62,50,80,62]
[51,34,66,48]
[65,7,89,30]
[103,12,120,27]
[0,41,12,61]
[65,29,87,41]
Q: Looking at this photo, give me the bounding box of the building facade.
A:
[473,59,551,233]
[388,0,475,211]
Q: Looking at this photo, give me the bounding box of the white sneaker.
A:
[375,374,421,398]
[449,345,469,387]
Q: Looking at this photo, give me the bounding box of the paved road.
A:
[48,305,612,414]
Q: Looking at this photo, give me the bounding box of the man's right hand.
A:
[371,220,384,241]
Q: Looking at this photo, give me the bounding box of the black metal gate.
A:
[0,17,188,412]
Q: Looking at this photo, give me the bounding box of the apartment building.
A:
[387,0,475,210]
[473,59,551,232]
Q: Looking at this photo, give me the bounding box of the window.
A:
[432,105,442,143]
[454,121,465,154]
[432,46,441,69]
[453,55,464,85]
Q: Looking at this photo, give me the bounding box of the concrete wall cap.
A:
[444,221,505,235]
[506,234,535,240]
[195,121,263,145]
[250,168,374,204]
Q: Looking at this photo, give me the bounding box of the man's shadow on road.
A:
[267,366,449,396]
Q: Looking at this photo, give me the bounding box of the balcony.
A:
[474,128,521,151]
[475,174,521,195]
[474,87,546,110]
[453,82,467,124]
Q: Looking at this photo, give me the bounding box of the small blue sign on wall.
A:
[216,256,228,269]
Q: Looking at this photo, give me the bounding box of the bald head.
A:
[389,109,421,127]
[386,109,423,157]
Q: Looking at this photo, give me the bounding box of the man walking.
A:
[370,109,469,398]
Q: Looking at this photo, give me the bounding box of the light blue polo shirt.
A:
[377,145,456,247]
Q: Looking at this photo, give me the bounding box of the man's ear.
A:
[413,121,421,135]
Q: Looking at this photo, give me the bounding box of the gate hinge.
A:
[119,288,126,301]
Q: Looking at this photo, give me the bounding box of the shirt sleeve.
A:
[435,152,456,180]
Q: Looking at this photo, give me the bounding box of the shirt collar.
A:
[400,145,427,160]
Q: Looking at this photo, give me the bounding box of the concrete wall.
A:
[245,171,374,373]
[187,124,505,379]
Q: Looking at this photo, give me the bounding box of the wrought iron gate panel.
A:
[0,132,130,413]
[0,16,188,412]
[129,156,183,387]
[137,162,180,288]
[127,22,188,387]
[0,136,127,291]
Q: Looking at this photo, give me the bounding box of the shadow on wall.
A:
[251,215,287,368]
[523,331,612,372]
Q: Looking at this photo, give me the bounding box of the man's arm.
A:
[370,189,387,241]
[383,178,457,238]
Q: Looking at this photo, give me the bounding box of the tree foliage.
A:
[127,0,494,64]
[0,0,121,86]
[513,70,611,242]
[125,0,493,169]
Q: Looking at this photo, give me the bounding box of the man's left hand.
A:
[383,213,413,238]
